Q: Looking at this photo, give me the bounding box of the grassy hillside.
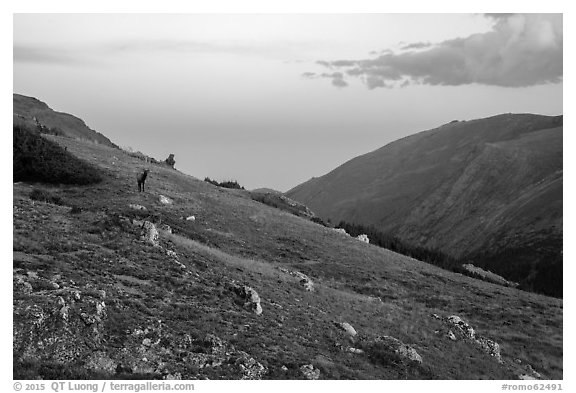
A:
[13,94,117,148]
[286,114,562,297]
[13,135,562,380]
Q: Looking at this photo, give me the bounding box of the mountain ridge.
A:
[13,93,118,148]
[286,113,562,297]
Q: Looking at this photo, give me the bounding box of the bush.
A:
[204,177,245,190]
[30,188,63,205]
[13,124,103,185]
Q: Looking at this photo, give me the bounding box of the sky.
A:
[13,13,563,191]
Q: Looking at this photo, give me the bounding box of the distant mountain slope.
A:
[286,114,562,296]
[13,94,117,148]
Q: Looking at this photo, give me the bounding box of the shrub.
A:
[13,124,103,185]
[204,177,245,190]
[29,188,63,205]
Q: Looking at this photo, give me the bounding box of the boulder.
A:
[299,364,320,380]
[335,322,357,337]
[159,195,173,205]
[141,221,160,247]
[333,228,349,236]
[356,234,370,243]
[159,224,173,234]
[439,314,502,363]
[128,204,147,211]
[371,336,423,363]
[228,282,263,315]
[186,216,196,222]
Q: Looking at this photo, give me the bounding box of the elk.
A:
[137,169,149,192]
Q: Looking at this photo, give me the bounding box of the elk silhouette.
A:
[137,169,149,192]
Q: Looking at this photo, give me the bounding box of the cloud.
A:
[400,42,433,50]
[301,71,348,88]
[312,13,562,89]
[13,45,84,65]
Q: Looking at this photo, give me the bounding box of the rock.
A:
[348,347,364,354]
[186,216,196,222]
[128,204,147,211]
[372,336,423,363]
[440,314,502,363]
[281,365,288,372]
[519,374,538,380]
[236,352,268,380]
[299,364,320,380]
[141,221,160,247]
[279,268,314,292]
[335,322,357,337]
[518,364,542,380]
[356,234,370,243]
[447,315,476,339]
[159,224,173,234]
[159,195,173,205]
[228,283,263,315]
[461,263,518,287]
[14,275,33,294]
[476,336,502,362]
[333,228,349,236]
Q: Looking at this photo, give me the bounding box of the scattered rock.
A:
[437,314,502,363]
[299,364,320,380]
[128,204,147,211]
[158,195,173,205]
[141,221,160,247]
[348,347,364,354]
[335,322,357,337]
[356,234,370,243]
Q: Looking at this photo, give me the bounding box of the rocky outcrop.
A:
[227,282,263,315]
[334,322,357,337]
[299,364,320,380]
[370,336,423,363]
[14,286,107,366]
[141,221,160,247]
[433,314,502,363]
[279,267,314,292]
[159,195,173,205]
[461,263,518,287]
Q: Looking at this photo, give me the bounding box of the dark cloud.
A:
[311,14,562,89]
